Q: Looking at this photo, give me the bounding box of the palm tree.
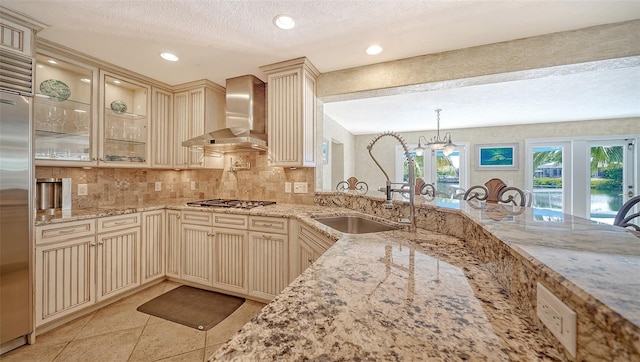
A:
[533,146,623,175]
[532,148,562,172]
[590,146,623,175]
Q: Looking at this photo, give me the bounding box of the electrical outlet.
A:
[190,181,196,191]
[155,181,162,191]
[537,283,577,357]
[285,182,292,193]
[293,182,308,194]
[77,184,88,196]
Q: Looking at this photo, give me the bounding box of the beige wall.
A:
[319,114,356,191]
[354,118,638,194]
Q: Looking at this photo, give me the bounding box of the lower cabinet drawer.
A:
[36,219,96,245]
[97,213,141,233]
[213,213,248,230]
[181,210,214,225]
[249,216,288,234]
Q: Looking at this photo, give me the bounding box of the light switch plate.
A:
[155,182,162,191]
[190,181,196,190]
[77,184,88,196]
[293,182,308,194]
[285,182,292,193]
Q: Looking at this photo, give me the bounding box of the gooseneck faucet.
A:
[367,131,416,232]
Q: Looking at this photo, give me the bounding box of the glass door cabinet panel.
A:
[34,53,96,164]
[100,72,150,166]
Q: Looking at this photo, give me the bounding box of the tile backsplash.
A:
[36,152,315,209]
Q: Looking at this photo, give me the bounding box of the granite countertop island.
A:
[35,195,640,360]
[211,227,565,361]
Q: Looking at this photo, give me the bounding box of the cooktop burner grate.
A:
[186,198,276,209]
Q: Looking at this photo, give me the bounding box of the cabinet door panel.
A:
[188,89,205,168]
[173,91,189,168]
[151,88,173,168]
[166,210,181,278]
[263,58,318,167]
[248,232,288,300]
[35,236,95,326]
[141,210,165,283]
[99,70,151,167]
[34,52,98,167]
[96,227,140,301]
[213,228,247,294]
[298,238,319,276]
[182,223,213,285]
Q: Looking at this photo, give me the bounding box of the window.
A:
[395,143,469,197]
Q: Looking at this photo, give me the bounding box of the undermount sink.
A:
[313,216,397,234]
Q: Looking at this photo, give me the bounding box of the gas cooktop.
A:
[186,198,276,209]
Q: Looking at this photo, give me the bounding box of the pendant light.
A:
[414,109,456,156]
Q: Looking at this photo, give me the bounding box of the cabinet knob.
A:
[90,242,96,247]
[92,157,97,161]
[262,235,272,240]
[177,215,181,219]
[98,240,105,245]
[99,158,104,161]
[308,258,314,264]
[207,232,216,237]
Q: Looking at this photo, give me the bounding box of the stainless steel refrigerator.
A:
[0,90,33,353]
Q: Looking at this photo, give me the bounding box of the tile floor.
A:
[0,281,266,362]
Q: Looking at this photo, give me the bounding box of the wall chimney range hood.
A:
[182,75,267,153]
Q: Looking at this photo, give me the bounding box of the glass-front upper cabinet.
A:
[34,53,98,166]
[99,71,151,167]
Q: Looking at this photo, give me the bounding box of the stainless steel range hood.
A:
[182,75,267,152]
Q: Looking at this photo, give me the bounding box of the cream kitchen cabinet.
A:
[248,216,289,301]
[212,227,248,295]
[35,220,96,327]
[150,87,174,168]
[180,210,215,285]
[99,70,151,167]
[291,222,334,282]
[211,213,249,294]
[0,15,34,58]
[95,214,141,302]
[165,210,182,279]
[260,57,319,167]
[34,51,98,167]
[141,210,166,284]
[172,81,225,169]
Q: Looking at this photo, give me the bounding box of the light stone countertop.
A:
[212,227,565,361]
[35,196,640,360]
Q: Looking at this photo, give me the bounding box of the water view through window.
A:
[532,145,624,224]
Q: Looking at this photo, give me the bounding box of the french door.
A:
[527,136,637,223]
[586,139,635,224]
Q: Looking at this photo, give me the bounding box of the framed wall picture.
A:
[475,143,519,170]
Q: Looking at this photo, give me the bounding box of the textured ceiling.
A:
[3,1,640,132]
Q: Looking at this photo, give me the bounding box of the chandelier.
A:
[414,109,456,156]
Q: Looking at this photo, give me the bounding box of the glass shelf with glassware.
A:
[34,96,93,162]
[100,72,151,166]
[34,52,96,164]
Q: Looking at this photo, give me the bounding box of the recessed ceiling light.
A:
[113,80,121,84]
[80,78,91,83]
[160,52,179,62]
[366,45,382,55]
[273,14,295,30]
[47,59,57,64]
